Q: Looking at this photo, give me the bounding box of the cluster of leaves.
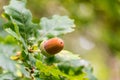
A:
[0,0,97,80]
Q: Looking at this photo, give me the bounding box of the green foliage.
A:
[0,0,97,80]
[23,0,120,80]
[0,44,30,80]
[39,15,75,38]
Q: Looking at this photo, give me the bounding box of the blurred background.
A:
[0,0,120,80]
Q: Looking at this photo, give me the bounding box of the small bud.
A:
[28,48,34,53]
[40,38,64,57]
[16,51,21,56]
[10,51,21,60]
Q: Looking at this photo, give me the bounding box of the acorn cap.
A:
[40,38,64,57]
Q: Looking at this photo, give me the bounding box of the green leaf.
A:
[55,50,81,62]
[0,72,15,80]
[3,0,31,23]
[45,50,96,80]
[0,44,17,76]
[54,50,90,75]
[5,28,20,41]
[39,15,75,38]
[3,0,40,45]
[5,28,27,49]
[0,44,17,57]
[36,60,88,80]
[36,60,68,80]
[0,44,30,79]
[83,67,97,80]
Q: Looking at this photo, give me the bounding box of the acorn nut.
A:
[40,38,64,57]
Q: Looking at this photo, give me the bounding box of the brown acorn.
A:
[40,38,64,57]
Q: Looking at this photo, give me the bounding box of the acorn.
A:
[40,38,64,57]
